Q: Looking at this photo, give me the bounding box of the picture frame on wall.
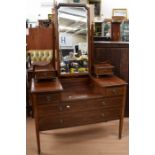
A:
[112,8,128,19]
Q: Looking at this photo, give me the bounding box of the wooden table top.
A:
[31,75,127,94]
[91,75,127,87]
[31,78,63,93]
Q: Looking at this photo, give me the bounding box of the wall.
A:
[58,0,87,4]
[102,0,129,19]
[26,0,87,22]
[26,0,54,21]
[26,0,129,22]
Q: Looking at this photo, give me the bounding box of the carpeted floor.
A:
[26,117,129,155]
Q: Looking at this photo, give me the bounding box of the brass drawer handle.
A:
[101,113,105,117]
[66,105,71,109]
[112,89,117,94]
[59,106,63,111]
[43,72,47,76]
[102,101,106,105]
[46,96,51,101]
[60,119,63,124]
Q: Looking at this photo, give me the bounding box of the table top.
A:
[31,75,127,94]
[91,75,127,87]
[31,78,63,93]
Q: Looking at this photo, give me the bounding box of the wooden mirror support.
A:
[55,3,91,77]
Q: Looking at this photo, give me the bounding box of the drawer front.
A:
[61,97,122,114]
[38,108,121,131]
[35,71,55,79]
[105,86,125,97]
[99,108,121,120]
[37,104,61,117]
[61,108,121,128]
[36,93,59,105]
[103,97,123,108]
[61,99,103,114]
[95,68,113,75]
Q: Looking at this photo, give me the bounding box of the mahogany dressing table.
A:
[31,75,127,154]
[30,3,127,154]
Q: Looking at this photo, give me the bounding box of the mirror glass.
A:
[58,6,88,75]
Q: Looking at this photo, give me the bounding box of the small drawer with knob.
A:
[100,97,123,108]
[35,71,56,80]
[36,93,60,105]
[105,86,125,97]
[94,63,114,77]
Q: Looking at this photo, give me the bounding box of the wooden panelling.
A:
[26,27,54,50]
[111,22,121,41]
[93,41,129,116]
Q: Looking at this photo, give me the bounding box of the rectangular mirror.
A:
[57,4,89,76]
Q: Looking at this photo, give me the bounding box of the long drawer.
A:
[37,96,123,117]
[61,108,121,128]
[61,97,123,114]
[38,108,121,131]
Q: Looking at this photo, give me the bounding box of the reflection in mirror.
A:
[58,6,88,75]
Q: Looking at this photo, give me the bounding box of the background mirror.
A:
[58,6,88,75]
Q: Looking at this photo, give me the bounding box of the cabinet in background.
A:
[120,20,129,41]
[93,41,129,116]
[111,22,121,41]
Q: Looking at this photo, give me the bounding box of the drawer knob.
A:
[112,89,117,94]
[59,106,63,111]
[46,96,51,101]
[66,105,71,109]
[101,113,105,117]
[102,101,106,105]
[60,119,63,124]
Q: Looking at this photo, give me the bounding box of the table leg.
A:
[119,117,123,139]
[119,86,127,139]
[36,130,41,154]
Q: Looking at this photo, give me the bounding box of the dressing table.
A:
[30,3,127,154]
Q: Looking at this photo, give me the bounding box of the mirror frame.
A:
[55,3,91,77]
